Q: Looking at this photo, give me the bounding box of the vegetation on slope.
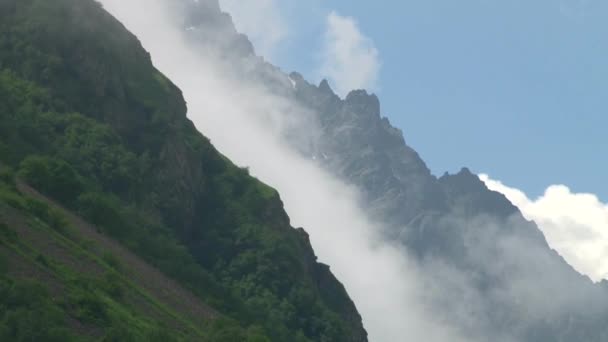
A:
[0,168,228,341]
[0,0,366,341]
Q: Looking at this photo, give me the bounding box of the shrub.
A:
[102,325,139,342]
[0,222,18,243]
[68,288,109,325]
[0,279,77,342]
[0,142,10,164]
[0,167,15,187]
[146,324,178,342]
[101,272,124,300]
[19,156,84,204]
[22,198,69,235]
[102,252,122,271]
[25,198,50,221]
[35,254,50,267]
[0,188,25,210]
[46,207,69,234]
[0,251,7,275]
[0,309,75,342]
[76,192,126,237]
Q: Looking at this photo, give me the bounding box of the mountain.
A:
[288,80,608,340]
[0,0,367,341]
[173,1,608,341]
[4,0,607,340]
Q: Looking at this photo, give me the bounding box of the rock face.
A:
[289,79,608,341]
[176,1,608,340]
[181,0,254,58]
[290,78,445,234]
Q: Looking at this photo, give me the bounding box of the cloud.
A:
[319,11,380,97]
[207,3,381,97]
[218,0,287,58]
[480,174,608,282]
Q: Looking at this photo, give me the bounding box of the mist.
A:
[481,174,608,282]
[93,0,477,340]
[93,1,608,341]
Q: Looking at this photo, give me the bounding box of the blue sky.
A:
[222,0,608,200]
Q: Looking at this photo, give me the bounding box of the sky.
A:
[221,0,608,201]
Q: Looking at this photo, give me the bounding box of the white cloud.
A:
[218,0,287,58]
[480,174,608,282]
[319,11,380,97]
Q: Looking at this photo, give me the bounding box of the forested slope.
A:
[0,0,367,341]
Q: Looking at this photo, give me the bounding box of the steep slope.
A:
[0,0,367,341]
[0,169,215,341]
[170,1,608,340]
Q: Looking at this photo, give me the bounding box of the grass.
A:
[0,182,209,341]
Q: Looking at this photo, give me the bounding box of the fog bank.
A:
[96,0,471,340]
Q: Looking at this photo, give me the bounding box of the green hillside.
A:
[0,171,219,341]
[0,0,367,341]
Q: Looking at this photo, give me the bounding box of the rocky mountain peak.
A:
[182,0,254,58]
[345,89,381,119]
[318,78,334,94]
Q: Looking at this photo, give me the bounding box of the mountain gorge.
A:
[3,0,608,341]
